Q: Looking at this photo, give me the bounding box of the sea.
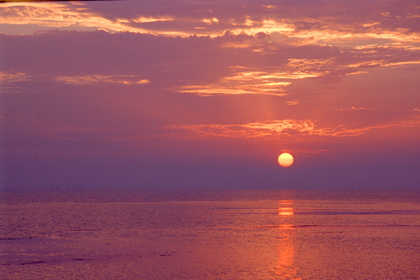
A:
[1,189,419,280]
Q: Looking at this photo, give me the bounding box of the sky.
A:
[1,0,419,190]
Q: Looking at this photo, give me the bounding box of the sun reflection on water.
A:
[276,200,300,279]
[278,207,294,216]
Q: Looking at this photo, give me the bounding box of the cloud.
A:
[0,72,31,94]
[0,2,151,35]
[334,107,372,111]
[178,66,293,96]
[281,148,331,154]
[133,16,174,23]
[168,118,420,139]
[167,120,328,139]
[55,75,150,86]
[286,99,299,106]
[0,72,30,83]
[1,1,419,98]
[2,0,420,47]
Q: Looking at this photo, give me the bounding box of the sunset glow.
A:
[1,1,419,190]
[2,4,420,278]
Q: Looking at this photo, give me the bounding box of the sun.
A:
[278,153,294,167]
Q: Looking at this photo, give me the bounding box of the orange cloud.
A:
[168,120,326,139]
[55,75,150,85]
[0,72,29,83]
[0,2,172,35]
[281,148,331,154]
[4,1,419,47]
[286,99,299,106]
[133,16,174,23]
[334,107,371,111]
[178,65,322,96]
[168,119,420,139]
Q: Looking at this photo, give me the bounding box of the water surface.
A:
[1,189,419,279]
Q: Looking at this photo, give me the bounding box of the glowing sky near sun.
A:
[1,0,419,189]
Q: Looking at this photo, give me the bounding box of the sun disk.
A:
[278,153,294,167]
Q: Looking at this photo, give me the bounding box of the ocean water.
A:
[1,189,419,280]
